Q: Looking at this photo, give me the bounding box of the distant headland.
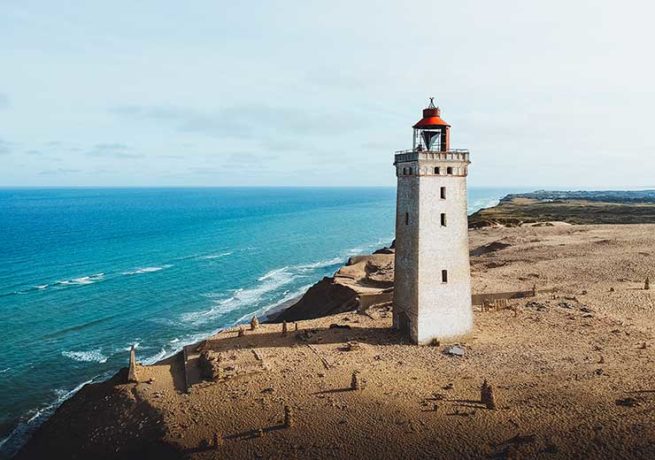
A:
[469,189,655,227]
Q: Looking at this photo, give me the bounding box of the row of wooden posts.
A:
[233,278,654,341]
[207,376,496,449]
[128,313,499,451]
[237,316,297,336]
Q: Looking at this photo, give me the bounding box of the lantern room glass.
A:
[413,129,443,152]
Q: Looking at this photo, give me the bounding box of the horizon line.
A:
[1,185,654,191]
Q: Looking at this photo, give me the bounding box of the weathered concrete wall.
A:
[392,172,420,340]
[393,156,473,344]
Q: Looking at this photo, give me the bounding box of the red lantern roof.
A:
[413,99,450,129]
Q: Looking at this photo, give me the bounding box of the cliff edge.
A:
[16,224,655,459]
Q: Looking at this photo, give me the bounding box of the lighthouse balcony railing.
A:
[394,149,470,163]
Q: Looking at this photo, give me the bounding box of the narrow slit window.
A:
[440,213,447,227]
[405,212,409,225]
[434,166,440,175]
[442,270,448,283]
[408,167,413,175]
[440,186,446,199]
[446,167,453,175]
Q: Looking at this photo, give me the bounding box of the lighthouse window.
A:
[405,212,409,225]
[440,187,446,199]
[434,167,440,175]
[446,167,453,175]
[442,270,448,283]
[440,213,447,227]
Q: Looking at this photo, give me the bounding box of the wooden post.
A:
[646,277,650,291]
[351,371,361,391]
[238,326,245,337]
[213,432,222,448]
[481,379,496,410]
[282,321,288,336]
[284,405,293,428]
[250,315,259,331]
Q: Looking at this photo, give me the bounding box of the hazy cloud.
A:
[226,152,278,162]
[4,1,655,187]
[0,139,12,155]
[38,168,81,176]
[185,166,230,176]
[85,143,143,159]
[110,104,365,140]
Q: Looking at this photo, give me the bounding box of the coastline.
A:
[76,187,655,371]
[12,187,652,457]
[0,243,392,458]
[14,219,655,459]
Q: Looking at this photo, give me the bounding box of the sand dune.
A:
[16,224,655,459]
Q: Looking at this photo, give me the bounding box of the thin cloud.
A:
[226,152,278,162]
[0,139,12,155]
[38,168,81,176]
[110,104,366,140]
[85,143,143,159]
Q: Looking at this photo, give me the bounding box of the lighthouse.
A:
[393,99,472,344]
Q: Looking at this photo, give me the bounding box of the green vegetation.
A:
[469,190,655,227]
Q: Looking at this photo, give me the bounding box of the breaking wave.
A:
[234,283,314,324]
[295,257,343,271]
[345,236,394,257]
[468,198,500,215]
[179,252,354,328]
[181,265,299,325]
[55,273,105,287]
[61,349,108,364]
[122,264,172,275]
[19,263,174,295]
[198,252,232,260]
[142,347,168,365]
[0,378,94,457]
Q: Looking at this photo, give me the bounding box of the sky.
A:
[1,0,654,188]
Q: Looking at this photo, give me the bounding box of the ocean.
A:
[0,186,527,456]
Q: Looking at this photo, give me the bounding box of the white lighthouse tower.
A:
[393,99,472,344]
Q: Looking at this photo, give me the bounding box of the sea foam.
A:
[61,349,108,364]
[55,273,105,287]
[181,265,304,325]
[198,252,232,260]
[122,264,172,275]
[0,377,95,456]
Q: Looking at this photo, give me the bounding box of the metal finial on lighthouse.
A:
[428,97,436,108]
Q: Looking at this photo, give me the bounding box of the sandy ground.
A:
[16,224,655,459]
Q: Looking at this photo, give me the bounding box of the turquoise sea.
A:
[0,186,528,457]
